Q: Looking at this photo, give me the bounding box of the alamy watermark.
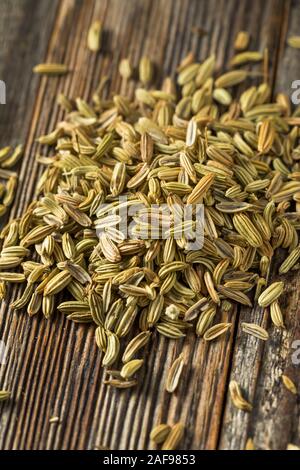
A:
[0,340,8,365]
[291,80,300,105]
[95,197,205,250]
[0,80,6,104]
[291,340,300,365]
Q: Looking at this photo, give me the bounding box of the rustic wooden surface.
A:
[0,0,299,450]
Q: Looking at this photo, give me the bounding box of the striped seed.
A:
[258,281,284,307]
[165,354,184,393]
[229,381,252,412]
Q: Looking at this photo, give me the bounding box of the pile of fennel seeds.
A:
[1,41,300,434]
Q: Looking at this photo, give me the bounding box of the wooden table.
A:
[0,0,299,450]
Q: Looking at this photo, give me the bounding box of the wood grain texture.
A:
[0,0,59,147]
[0,0,298,450]
[220,0,300,451]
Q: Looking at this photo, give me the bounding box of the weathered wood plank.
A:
[0,0,59,147]
[0,0,288,450]
[219,0,300,451]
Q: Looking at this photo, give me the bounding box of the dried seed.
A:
[233,213,263,248]
[43,270,72,296]
[186,173,215,204]
[281,374,297,394]
[234,31,250,50]
[213,87,232,106]
[215,70,248,88]
[150,424,171,444]
[196,306,217,336]
[287,36,300,49]
[241,322,269,340]
[120,359,144,379]
[33,63,69,75]
[119,58,133,79]
[279,245,300,273]
[139,56,153,85]
[122,331,151,363]
[245,438,255,450]
[203,322,232,341]
[102,332,120,367]
[270,300,284,328]
[166,354,184,393]
[0,390,11,402]
[87,20,102,52]
[287,444,300,450]
[0,272,25,283]
[258,120,275,153]
[230,51,263,66]
[161,423,184,450]
[258,281,284,307]
[229,380,252,412]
